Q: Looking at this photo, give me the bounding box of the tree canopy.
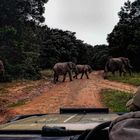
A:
[0,0,48,81]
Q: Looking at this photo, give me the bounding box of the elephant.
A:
[104,57,126,78]
[0,60,4,76]
[119,57,132,75]
[53,62,76,83]
[73,64,92,79]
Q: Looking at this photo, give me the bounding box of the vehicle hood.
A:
[0,113,118,131]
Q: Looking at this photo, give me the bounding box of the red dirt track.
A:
[11,71,137,114]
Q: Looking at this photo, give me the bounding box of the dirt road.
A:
[10,71,137,116]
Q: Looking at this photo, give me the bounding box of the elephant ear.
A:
[88,65,92,72]
[67,62,73,69]
[68,62,75,69]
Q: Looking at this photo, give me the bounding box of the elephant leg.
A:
[122,66,126,76]
[80,72,84,79]
[119,69,126,77]
[56,75,59,81]
[112,71,115,76]
[123,70,126,76]
[63,73,67,82]
[104,71,108,79]
[85,71,89,79]
[123,71,126,76]
[119,70,122,76]
[128,69,132,76]
[1,69,4,77]
[53,73,57,83]
[73,74,78,79]
[68,71,72,81]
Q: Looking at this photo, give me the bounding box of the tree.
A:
[0,0,48,26]
[107,0,140,70]
[0,0,48,80]
[91,45,109,70]
[40,28,95,69]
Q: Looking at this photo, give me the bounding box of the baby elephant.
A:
[73,64,92,79]
[53,62,76,83]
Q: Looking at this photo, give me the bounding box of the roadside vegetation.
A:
[106,72,140,86]
[101,89,133,112]
[8,99,27,108]
[0,79,47,111]
[40,69,53,78]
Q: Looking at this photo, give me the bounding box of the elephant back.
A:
[109,58,123,67]
[67,62,76,70]
[53,62,67,74]
[76,65,85,73]
[53,62,75,75]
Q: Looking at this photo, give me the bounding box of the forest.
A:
[0,0,140,81]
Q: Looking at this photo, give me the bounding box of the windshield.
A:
[0,113,118,131]
[0,0,139,131]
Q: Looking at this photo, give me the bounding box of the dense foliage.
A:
[40,28,95,69]
[91,45,109,69]
[0,0,48,80]
[107,0,140,71]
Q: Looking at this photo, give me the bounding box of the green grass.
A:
[101,89,133,112]
[0,80,25,95]
[0,88,9,95]
[107,72,140,86]
[0,83,11,96]
[8,99,27,108]
[40,69,53,78]
[0,80,32,96]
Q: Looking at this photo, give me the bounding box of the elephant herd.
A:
[53,62,92,83]
[0,56,133,83]
[53,57,133,83]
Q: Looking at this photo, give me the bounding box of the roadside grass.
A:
[107,72,140,86]
[0,87,9,95]
[8,99,27,108]
[40,69,53,78]
[101,89,133,112]
[0,83,12,96]
[0,80,37,109]
[0,80,35,95]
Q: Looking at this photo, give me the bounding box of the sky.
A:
[44,0,134,46]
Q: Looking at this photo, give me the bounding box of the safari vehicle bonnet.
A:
[0,108,119,140]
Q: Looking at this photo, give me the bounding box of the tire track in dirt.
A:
[10,71,137,116]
